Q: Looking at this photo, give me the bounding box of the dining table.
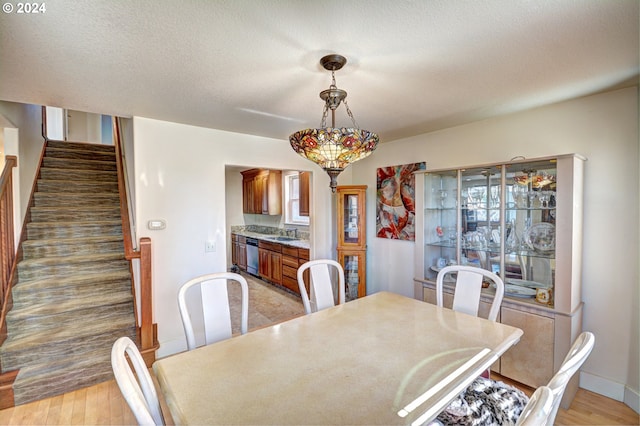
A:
[153,291,523,425]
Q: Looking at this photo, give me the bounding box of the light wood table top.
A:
[153,291,523,425]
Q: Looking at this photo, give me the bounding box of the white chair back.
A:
[519,255,553,286]
[515,385,554,426]
[177,272,249,350]
[111,336,164,426]
[297,259,345,314]
[546,331,595,423]
[436,265,504,321]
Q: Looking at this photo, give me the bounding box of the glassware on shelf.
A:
[538,191,553,208]
[438,189,448,207]
[512,185,527,208]
[505,219,520,252]
[524,222,556,254]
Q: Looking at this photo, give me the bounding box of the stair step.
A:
[46,140,116,153]
[12,270,132,300]
[11,333,137,406]
[33,192,120,207]
[44,146,115,162]
[30,206,121,222]
[42,157,116,172]
[0,300,135,342]
[17,253,129,281]
[0,139,139,407]
[8,289,133,319]
[37,179,119,193]
[26,220,122,239]
[39,167,117,182]
[22,235,124,258]
[0,310,135,356]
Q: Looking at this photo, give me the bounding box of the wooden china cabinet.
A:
[336,186,367,301]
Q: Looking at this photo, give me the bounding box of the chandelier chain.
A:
[343,99,359,128]
[320,103,329,128]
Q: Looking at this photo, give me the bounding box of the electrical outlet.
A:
[205,240,216,253]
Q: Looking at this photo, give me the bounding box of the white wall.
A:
[0,102,46,227]
[350,87,639,408]
[132,117,338,356]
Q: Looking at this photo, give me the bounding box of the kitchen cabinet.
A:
[231,233,247,271]
[281,245,310,295]
[413,154,585,407]
[299,171,310,217]
[336,185,367,301]
[241,169,282,215]
[258,240,282,285]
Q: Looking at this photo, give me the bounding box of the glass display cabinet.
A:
[414,154,585,406]
[336,185,367,301]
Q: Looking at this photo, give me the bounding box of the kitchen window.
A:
[285,173,309,225]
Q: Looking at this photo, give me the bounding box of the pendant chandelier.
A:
[289,54,379,192]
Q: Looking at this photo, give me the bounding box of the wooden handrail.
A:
[0,156,17,319]
[112,117,157,365]
[113,119,138,261]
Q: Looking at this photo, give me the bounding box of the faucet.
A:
[285,227,298,238]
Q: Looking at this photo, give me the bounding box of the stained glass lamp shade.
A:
[289,54,379,192]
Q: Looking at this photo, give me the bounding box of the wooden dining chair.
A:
[111,336,165,426]
[297,259,345,314]
[177,272,248,350]
[436,265,504,321]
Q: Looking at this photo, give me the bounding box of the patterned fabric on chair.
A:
[433,377,529,426]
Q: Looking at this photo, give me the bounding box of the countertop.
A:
[232,230,310,250]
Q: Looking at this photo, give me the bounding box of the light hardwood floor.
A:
[0,373,637,425]
[0,275,636,425]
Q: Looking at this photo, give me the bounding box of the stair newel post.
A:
[138,237,156,366]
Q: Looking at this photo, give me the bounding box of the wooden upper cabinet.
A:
[241,169,282,215]
[299,171,310,217]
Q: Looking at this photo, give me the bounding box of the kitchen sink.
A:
[268,236,297,242]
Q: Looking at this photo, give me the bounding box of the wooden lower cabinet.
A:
[281,246,310,295]
[499,306,555,388]
[231,234,247,271]
[259,241,282,285]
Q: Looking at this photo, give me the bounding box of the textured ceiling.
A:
[0,0,638,142]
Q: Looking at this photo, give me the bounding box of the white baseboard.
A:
[581,371,625,401]
[624,385,640,414]
[580,371,640,414]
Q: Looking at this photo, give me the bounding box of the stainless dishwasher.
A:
[246,237,259,276]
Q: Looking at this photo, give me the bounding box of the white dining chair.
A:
[177,272,249,350]
[518,255,553,286]
[436,265,504,321]
[515,385,554,426]
[297,259,345,314]
[111,336,165,426]
[546,331,595,423]
[435,331,595,425]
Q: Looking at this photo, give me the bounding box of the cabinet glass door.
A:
[338,189,366,249]
[337,250,365,301]
[460,165,503,275]
[504,159,557,306]
[423,170,458,281]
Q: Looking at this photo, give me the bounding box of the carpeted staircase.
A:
[0,140,137,406]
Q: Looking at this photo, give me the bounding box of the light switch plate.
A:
[147,219,166,230]
[205,240,216,252]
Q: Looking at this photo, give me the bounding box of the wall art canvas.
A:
[376,162,426,240]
